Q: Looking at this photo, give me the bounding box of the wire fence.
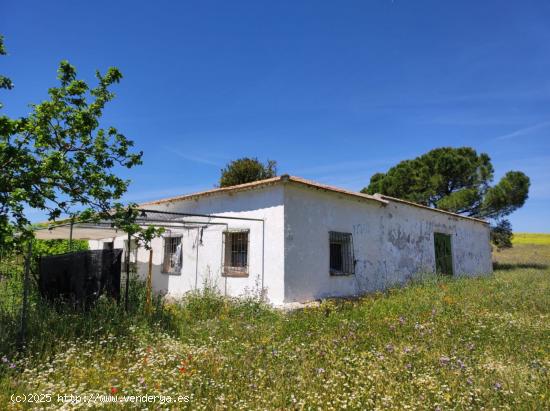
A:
[0,251,27,350]
[0,243,150,353]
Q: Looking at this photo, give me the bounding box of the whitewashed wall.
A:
[90,182,492,305]
[90,185,286,304]
[283,185,492,303]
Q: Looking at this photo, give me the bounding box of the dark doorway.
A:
[330,242,343,272]
[329,231,354,275]
[434,233,453,275]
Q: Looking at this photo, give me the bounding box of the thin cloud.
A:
[495,121,550,140]
[358,88,550,113]
[420,113,536,127]
[164,146,223,167]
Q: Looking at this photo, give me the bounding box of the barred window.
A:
[223,230,249,277]
[162,235,182,274]
[329,232,355,275]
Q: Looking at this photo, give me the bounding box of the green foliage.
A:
[219,157,277,187]
[32,239,88,256]
[1,61,143,233]
[512,233,550,245]
[0,35,163,250]
[492,233,550,270]
[1,258,549,409]
[362,147,530,247]
[362,147,529,221]
[482,171,530,219]
[490,220,513,250]
[0,276,170,361]
[107,204,165,250]
[0,35,14,95]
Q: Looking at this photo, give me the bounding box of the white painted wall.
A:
[90,185,286,304]
[283,185,492,302]
[90,182,492,305]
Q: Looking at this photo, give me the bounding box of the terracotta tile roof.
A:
[140,175,387,206]
[140,174,488,225]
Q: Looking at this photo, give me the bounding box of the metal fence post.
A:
[146,248,153,314]
[17,240,32,350]
[68,217,74,252]
[125,232,131,312]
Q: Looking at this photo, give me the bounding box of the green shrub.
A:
[0,245,548,409]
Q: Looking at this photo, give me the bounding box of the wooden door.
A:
[434,233,453,275]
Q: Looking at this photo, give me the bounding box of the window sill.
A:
[161,270,182,276]
[329,271,354,276]
[222,268,249,278]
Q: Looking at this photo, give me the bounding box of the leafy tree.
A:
[362,147,530,248]
[219,157,277,187]
[32,238,88,256]
[490,220,513,250]
[0,35,160,250]
[0,35,14,97]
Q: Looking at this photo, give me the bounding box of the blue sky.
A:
[2,0,549,232]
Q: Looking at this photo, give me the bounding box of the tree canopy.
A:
[219,157,277,187]
[0,35,158,249]
[0,35,14,96]
[362,147,530,248]
[490,219,513,250]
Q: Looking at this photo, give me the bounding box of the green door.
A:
[434,233,453,275]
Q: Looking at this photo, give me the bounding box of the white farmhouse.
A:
[89,175,493,305]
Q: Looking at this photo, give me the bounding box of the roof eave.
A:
[379,194,489,225]
[139,175,389,207]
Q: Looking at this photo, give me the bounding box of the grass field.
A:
[0,235,549,410]
[493,233,550,271]
[511,233,550,245]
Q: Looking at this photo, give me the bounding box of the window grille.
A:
[223,230,249,277]
[162,235,182,274]
[329,231,355,275]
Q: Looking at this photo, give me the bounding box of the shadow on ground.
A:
[493,261,549,271]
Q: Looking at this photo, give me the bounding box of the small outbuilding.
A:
[85,175,492,305]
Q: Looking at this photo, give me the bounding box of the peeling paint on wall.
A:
[284,185,492,303]
[90,182,492,305]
